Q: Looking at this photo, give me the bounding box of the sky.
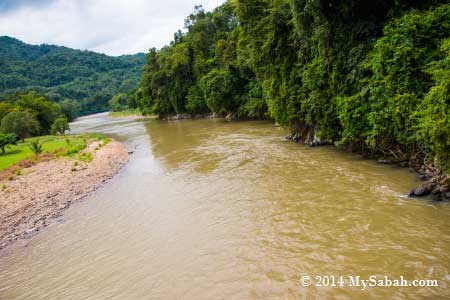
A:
[0,0,225,56]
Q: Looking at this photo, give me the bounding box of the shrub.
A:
[51,117,70,135]
[29,140,43,155]
[0,133,17,154]
[1,111,40,141]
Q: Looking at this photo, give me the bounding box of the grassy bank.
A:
[0,134,109,171]
[109,109,142,117]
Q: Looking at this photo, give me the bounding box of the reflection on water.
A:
[0,113,449,300]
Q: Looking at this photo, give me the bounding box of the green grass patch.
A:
[88,132,109,143]
[77,152,93,162]
[0,133,109,171]
[109,108,142,117]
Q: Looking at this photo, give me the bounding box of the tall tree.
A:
[1,111,40,141]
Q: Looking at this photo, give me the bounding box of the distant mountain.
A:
[0,36,145,115]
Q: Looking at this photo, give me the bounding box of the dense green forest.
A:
[134,0,450,174]
[0,36,144,115]
[0,91,71,137]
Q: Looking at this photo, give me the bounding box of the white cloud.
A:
[0,0,225,55]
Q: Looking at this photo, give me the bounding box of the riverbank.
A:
[109,109,155,120]
[0,139,128,251]
[156,113,450,201]
[285,132,450,201]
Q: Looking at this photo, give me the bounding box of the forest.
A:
[0,91,74,138]
[134,0,450,175]
[0,36,144,115]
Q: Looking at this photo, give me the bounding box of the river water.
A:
[0,113,449,300]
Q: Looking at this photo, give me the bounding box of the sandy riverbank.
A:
[0,140,128,251]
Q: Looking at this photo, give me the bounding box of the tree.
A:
[51,117,70,135]
[15,91,61,134]
[186,84,208,115]
[109,93,128,112]
[135,1,450,176]
[0,102,14,121]
[417,38,450,171]
[127,90,138,109]
[0,111,40,141]
[200,69,233,114]
[0,36,144,116]
[0,133,17,154]
[59,99,81,121]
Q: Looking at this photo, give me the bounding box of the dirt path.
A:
[0,140,128,250]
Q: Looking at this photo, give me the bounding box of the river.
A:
[0,113,449,299]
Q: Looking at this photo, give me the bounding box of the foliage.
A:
[29,140,43,155]
[137,3,255,119]
[109,93,129,112]
[126,89,138,109]
[200,68,233,114]
[51,117,70,135]
[0,111,40,141]
[336,3,450,166]
[0,133,17,154]
[0,36,144,115]
[0,134,105,170]
[136,1,450,174]
[14,91,61,133]
[417,38,450,171]
[0,102,14,121]
[0,91,68,136]
[109,108,143,117]
[185,84,208,115]
[78,152,93,162]
[59,99,81,121]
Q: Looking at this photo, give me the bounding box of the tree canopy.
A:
[135,1,450,172]
[0,36,144,115]
[0,91,75,139]
[51,117,70,135]
[1,111,40,141]
[0,133,17,154]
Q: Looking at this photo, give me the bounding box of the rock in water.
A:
[409,182,434,197]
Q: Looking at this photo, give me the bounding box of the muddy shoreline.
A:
[0,140,128,251]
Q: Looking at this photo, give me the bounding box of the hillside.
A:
[0,36,144,115]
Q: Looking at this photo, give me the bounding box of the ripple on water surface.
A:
[0,116,449,300]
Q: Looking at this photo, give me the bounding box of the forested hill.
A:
[136,0,450,178]
[0,36,144,115]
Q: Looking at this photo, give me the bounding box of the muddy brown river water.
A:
[0,113,449,299]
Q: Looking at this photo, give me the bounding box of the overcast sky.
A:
[0,0,225,56]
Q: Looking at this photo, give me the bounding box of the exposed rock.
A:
[431,186,441,195]
[286,130,332,146]
[377,158,398,165]
[377,158,410,166]
[166,114,190,121]
[225,113,237,121]
[287,133,301,142]
[418,174,429,181]
[408,178,450,201]
[164,113,215,120]
[409,182,434,197]
[399,161,409,168]
[306,135,332,147]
